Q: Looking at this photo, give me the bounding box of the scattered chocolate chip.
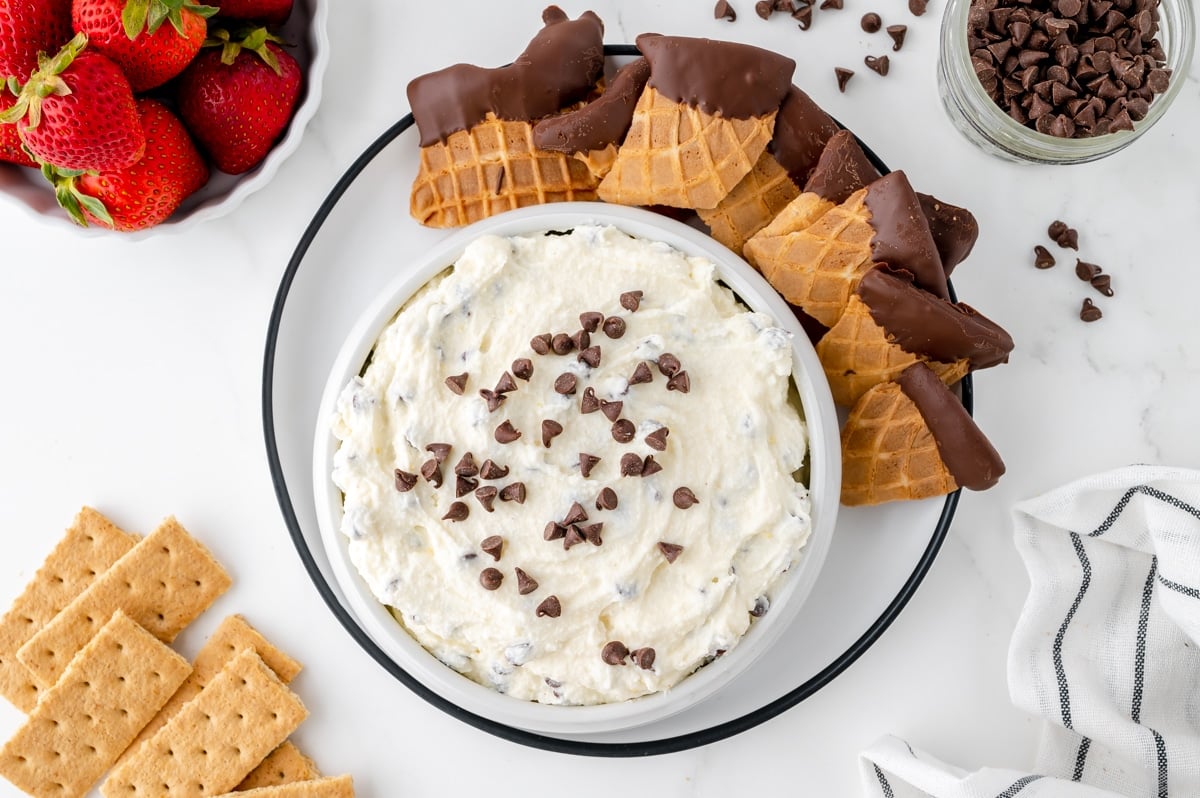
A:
[657,353,681,377]
[515,568,539,595]
[620,452,645,476]
[544,521,567,541]
[554,373,578,395]
[563,525,586,550]
[571,329,591,351]
[794,5,813,28]
[478,389,505,413]
[511,358,533,381]
[629,361,653,385]
[755,0,772,19]
[641,455,663,476]
[420,459,443,488]
[495,372,518,394]
[579,311,603,332]
[580,387,601,414]
[658,542,684,563]
[861,12,881,32]
[563,501,589,525]
[620,291,643,312]
[908,0,927,15]
[1034,245,1056,269]
[820,0,843,7]
[601,641,629,665]
[1091,273,1114,297]
[444,373,467,394]
[865,54,891,76]
[480,567,503,590]
[601,317,626,340]
[480,535,503,561]
[1080,297,1103,322]
[454,452,478,477]
[480,459,509,480]
[750,595,770,617]
[596,487,618,511]
[835,67,855,92]
[536,595,562,617]
[1048,220,1068,240]
[630,647,656,670]
[495,420,522,443]
[612,419,636,443]
[599,399,624,423]
[394,469,417,492]
[499,482,526,503]
[443,502,469,522]
[425,443,451,463]
[455,474,478,498]
[1075,259,1102,281]
[578,345,602,368]
[531,333,552,355]
[673,487,700,509]
[542,419,564,447]
[666,371,691,393]
[551,333,574,355]
[645,427,669,451]
[887,24,907,50]
[580,453,600,478]
[1056,227,1079,250]
[475,485,498,512]
[774,0,793,10]
[580,522,604,546]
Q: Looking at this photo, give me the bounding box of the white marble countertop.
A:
[1,1,1197,795]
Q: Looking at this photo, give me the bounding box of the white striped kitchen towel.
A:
[861,465,1200,798]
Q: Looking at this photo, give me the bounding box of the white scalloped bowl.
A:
[311,203,841,735]
[0,0,329,236]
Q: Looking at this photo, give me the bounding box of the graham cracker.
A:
[0,610,191,798]
[17,516,231,689]
[0,507,138,712]
[102,648,308,797]
[122,614,303,763]
[221,775,354,797]
[235,741,321,791]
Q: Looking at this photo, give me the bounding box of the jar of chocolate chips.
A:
[937,0,1193,163]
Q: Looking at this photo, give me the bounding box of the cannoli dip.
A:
[331,225,811,705]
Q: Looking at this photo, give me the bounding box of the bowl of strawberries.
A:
[0,0,328,233]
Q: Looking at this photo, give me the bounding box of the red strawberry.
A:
[72,0,217,92]
[176,27,301,175]
[0,118,36,166]
[0,34,145,171]
[212,0,291,25]
[44,98,208,230]
[0,0,74,83]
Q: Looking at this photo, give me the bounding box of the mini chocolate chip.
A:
[641,455,663,476]
[542,419,564,447]
[444,373,467,394]
[579,311,603,332]
[601,641,629,665]
[563,525,586,550]
[1075,259,1102,281]
[673,487,700,509]
[602,317,626,339]
[455,475,478,498]
[475,485,498,512]
[630,647,656,670]
[578,345,602,368]
[612,419,636,443]
[861,12,881,32]
[596,487,618,511]
[620,290,644,312]
[887,24,908,50]
[512,358,533,381]
[755,0,771,19]
[480,459,509,480]
[551,333,574,355]
[666,371,691,393]
[1091,273,1114,297]
[908,0,927,15]
[394,469,417,492]
[750,596,770,617]
[563,502,589,525]
[425,443,451,463]
[774,0,792,9]
[455,452,478,477]
[620,452,644,476]
[657,353,681,377]
[794,4,812,28]
[480,535,503,561]
[443,502,469,522]
[478,389,505,413]
[495,372,518,394]
[1047,220,1068,239]
[580,453,600,477]
[658,542,684,563]
[554,373,577,395]
[536,595,562,617]
[571,329,591,351]
[1056,227,1079,250]
[1080,297,1103,322]
[865,54,891,75]
[420,459,443,488]
[480,567,502,590]
[581,522,604,546]
[531,333,552,355]
[600,399,624,422]
[515,568,539,595]
[1034,245,1056,269]
[820,0,842,7]
[544,521,567,541]
[499,482,526,503]
[835,67,855,92]
[580,387,601,414]
[645,427,669,451]
[629,361,653,385]
[495,420,522,443]
[1059,0,1082,15]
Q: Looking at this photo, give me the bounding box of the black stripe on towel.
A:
[1072,737,1091,781]
[1157,574,1200,600]
[1132,559,1157,723]
[1053,533,1093,729]
[873,764,895,798]
[1150,728,1168,798]
[1087,485,1200,538]
[995,774,1044,797]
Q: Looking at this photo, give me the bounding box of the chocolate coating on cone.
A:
[896,363,1005,490]
[636,33,795,119]
[803,129,881,205]
[769,86,839,184]
[859,267,1014,369]
[863,171,949,300]
[917,192,979,277]
[408,7,605,146]
[533,57,651,154]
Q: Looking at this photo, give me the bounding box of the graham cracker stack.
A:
[236,741,321,791]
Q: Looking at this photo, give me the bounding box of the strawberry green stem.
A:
[0,33,87,129]
[122,0,218,41]
[38,161,114,228]
[203,27,288,76]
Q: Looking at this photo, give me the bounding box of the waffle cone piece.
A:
[410,114,599,228]
[698,151,799,254]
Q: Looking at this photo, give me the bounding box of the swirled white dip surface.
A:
[331,225,810,705]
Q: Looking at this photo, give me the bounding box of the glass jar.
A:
[937,0,1194,164]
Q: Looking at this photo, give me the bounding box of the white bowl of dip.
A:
[312,202,840,735]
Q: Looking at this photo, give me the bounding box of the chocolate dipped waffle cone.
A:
[841,362,1005,506]
[803,129,881,205]
[917,192,979,276]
